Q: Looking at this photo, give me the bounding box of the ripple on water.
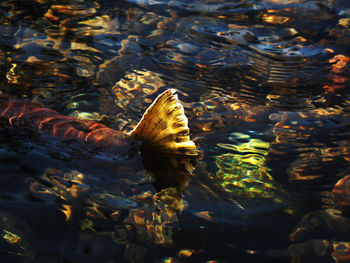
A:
[0,0,350,262]
[143,4,344,110]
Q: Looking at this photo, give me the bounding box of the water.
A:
[1,0,350,262]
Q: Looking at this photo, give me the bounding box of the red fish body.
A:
[0,94,134,156]
[0,90,198,160]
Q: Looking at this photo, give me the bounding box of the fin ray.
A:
[128,89,198,157]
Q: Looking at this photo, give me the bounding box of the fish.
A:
[0,89,198,163]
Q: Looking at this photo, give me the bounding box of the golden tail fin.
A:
[127,89,198,158]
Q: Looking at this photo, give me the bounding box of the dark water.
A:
[1,0,350,262]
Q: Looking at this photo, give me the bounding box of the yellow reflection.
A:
[2,230,21,245]
[311,107,343,116]
[333,242,350,262]
[61,204,72,221]
[214,133,279,200]
[29,169,89,219]
[70,111,107,121]
[70,43,101,53]
[6,63,19,84]
[338,18,350,28]
[262,14,290,24]
[246,250,257,255]
[112,69,166,111]
[178,249,193,257]
[194,211,213,221]
[45,5,97,18]
[11,1,106,87]
[78,15,120,36]
[125,187,183,246]
[163,257,174,263]
[217,139,270,156]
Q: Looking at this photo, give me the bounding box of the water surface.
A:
[1,0,350,262]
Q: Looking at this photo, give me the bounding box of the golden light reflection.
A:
[329,54,350,73]
[125,187,185,246]
[45,5,97,18]
[7,1,113,93]
[214,133,282,200]
[262,14,290,24]
[43,8,59,21]
[218,138,270,156]
[294,36,307,42]
[163,257,174,263]
[79,15,120,35]
[128,207,174,246]
[189,98,266,135]
[194,211,213,221]
[178,249,194,258]
[309,107,343,117]
[6,63,19,84]
[2,230,21,245]
[112,70,166,110]
[60,204,73,221]
[338,18,350,28]
[332,242,350,262]
[246,250,257,255]
[70,111,107,121]
[29,169,89,220]
[147,15,175,38]
[28,166,185,251]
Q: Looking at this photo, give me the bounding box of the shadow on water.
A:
[1,0,350,262]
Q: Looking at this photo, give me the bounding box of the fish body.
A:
[0,89,198,161]
[0,94,134,156]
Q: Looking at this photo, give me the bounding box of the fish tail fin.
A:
[127,89,198,158]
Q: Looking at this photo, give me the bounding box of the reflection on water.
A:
[19,141,194,262]
[1,0,350,262]
[214,133,278,200]
[0,210,36,260]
